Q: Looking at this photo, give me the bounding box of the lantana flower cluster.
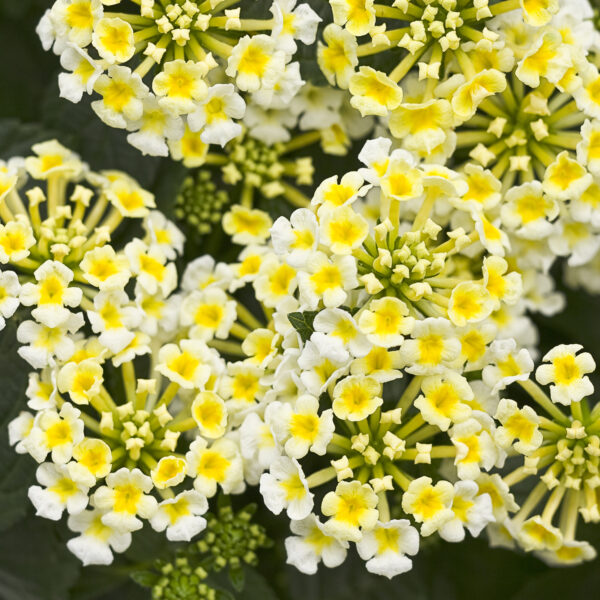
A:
[0,139,180,352]
[313,0,600,297]
[6,0,600,585]
[174,82,375,238]
[6,134,600,577]
[487,343,599,565]
[37,0,321,158]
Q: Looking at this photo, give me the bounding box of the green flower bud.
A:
[196,504,271,570]
[151,557,213,600]
[175,170,230,236]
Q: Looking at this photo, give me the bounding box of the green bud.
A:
[175,169,230,236]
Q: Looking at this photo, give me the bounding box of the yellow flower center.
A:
[140,254,165,280]
[412,488,443,520]
[194,303,224,329]
[337,492,368,525]
[504,413,535,442]
[553,355,581,385]
[429,384,459,416]
[163,498,191,524]
[103,81,135,112]
[289,413,320,442]
[66,1,93,29]
[113,483,142,514]
[238,45,270,77]
[198,450,230,481]
[232,373,260,403]
[281,473,306,501]
[205,97,226,122]
[269,264,295,296]
[451,495,474,523]
[374,527,400,553]
[39,275,65,305]
[291,229,314,250]
[45,421,72,448]
[418,334,444,364]
[311,265,342,293]
[100,302,123,329]
[460,330,486,363]
[116,190,145,211]
[49,477,79,502]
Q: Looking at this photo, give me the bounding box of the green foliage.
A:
[0,518,80,600]
[288,311,319,342]
[0,320,36,531]
[130,503,274,600]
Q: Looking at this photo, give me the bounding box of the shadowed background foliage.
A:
[0,1,599,598]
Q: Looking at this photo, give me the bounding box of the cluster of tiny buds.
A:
[175,170,230,235]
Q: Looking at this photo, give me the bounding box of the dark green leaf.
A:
[0,1,56,120]
[0,119,59,161]
[93,581,150,600]
[0,321,37,531]
[0,518,80,600]
[69,566,130,600]
[123,525,172,563]
[215,589,235,600]
[287,311,319,343]
[228,565,245,592]
[239,568,279,600]
[130,570,160,589]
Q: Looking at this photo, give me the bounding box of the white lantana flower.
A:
[186,437,245,497]
[270,0,321,54]
[285,514,348,575]
[149,491,209,542]
[271,209,319,268]
[92,66,149,129]
[482,339,534,392]
[260,456,314,520]
[401,477,454,536]
[25,402,84,464]
[180,287,237,341]
[313,308,370,358]
[356,520,419,579]
[535,344,595,405]
[126,96,184,157]
[93,467,158,532]
[28,462,89,521]
[19,260,82,328]
[0,270,20,330]
[67,509,132,566]
[188,84,245,147]
[494,399,543,455]
[58,45,103,103]
[439,481,495,543]
[86,289,141,354]
[321,481,379,542]
[266,395,335,458]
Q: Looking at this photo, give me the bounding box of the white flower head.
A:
[285,514,348,574]
[535,344,595,405]
[356,519,419,579]
[149,491,208,542]
[266,395,334,458]
[28,462,89,520]
[93,467,157,532]
[260,456,314,520]
[67,509,132,566]
[439,481,495,543]
[188,84,245,147]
